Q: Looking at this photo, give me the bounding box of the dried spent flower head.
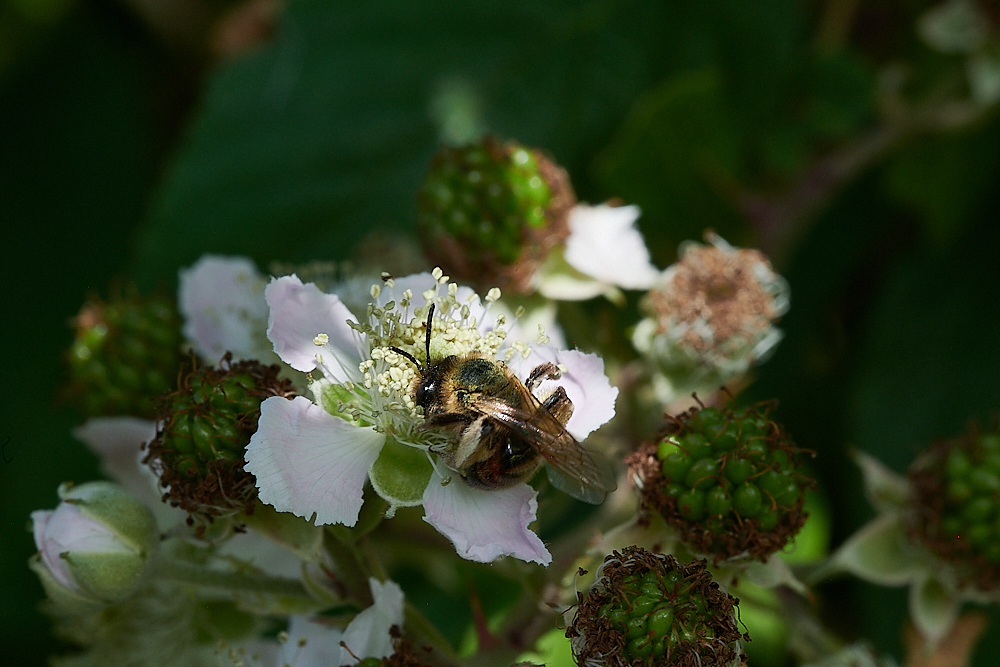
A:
[633,234,788,401]
[908,429,1000,591]
[567,547,746,667]
[417,136,576,294]
[64,288,182,420]
[145,354,296,525]
[628,404,814,562]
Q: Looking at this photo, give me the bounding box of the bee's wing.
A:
[468,394,617,504]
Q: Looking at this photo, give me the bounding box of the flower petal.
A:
[827,514,925,586]
[422,471,551,564]
[282,615,344,667]
[910,572,960,649]
[72,418,158,503]
[265,275,363,381]
[564,204,660,290]
[508,347,618,441]
[245,396,385,526]
[178,255,271,363]
[339,578,405,664]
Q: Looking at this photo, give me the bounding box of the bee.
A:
[392,304,616,504]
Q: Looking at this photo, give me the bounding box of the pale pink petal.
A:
[178,255,271,362]
[73,417,157,499]
[564,204,659,290]
[265,275,363,381]
[339,578,405,664]
[245,396,385,526]
[282,616,344,667]
[508,347,618,441]
[422,471,551,564]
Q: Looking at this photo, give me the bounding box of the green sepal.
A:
[826,514,925,586]
[909,573,959,649]
[61,550,149,604]
[368,437,433,515]
[853,449,912,513]
[241,502,323,563]
[28,553,106,612]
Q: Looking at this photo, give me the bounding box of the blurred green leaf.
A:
[592,68,744,266]
[885,119,1000,246]
[803,51,876,140]
[132,0,676,287]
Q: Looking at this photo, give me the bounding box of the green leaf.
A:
[885,122,1000,247]
[131,0,675,287]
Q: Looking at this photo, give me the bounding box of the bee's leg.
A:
[525,362,561,392]
[540,386,574,426]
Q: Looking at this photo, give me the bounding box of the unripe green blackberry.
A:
[567,547,745,667]
[145,355,295,525]
[417,136,575,294]
[908,429,1000,591]
[630,404,814,562]
[64,290,181,419]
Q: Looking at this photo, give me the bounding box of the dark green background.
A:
[3,1,999,664]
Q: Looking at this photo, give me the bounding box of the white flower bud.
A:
[30,481,158,605]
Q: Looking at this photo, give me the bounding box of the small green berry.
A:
[568,548,743,667]
[639,402,814,562]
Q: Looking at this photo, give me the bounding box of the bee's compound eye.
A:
[415,379,435,408]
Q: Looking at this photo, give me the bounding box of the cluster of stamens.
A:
[309,270,530,452]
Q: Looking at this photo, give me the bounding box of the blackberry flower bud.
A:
[632,234,788,404]
[417,136,575,294]
[568,547,746,667]
[30,481,158,605]
[64,289,181,419]
[145,354,295,524]
[629,404,814,562]
[908,428,1000,591]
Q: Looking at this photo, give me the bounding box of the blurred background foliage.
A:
[3,0,1000,664]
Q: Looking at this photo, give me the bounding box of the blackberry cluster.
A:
[64,291,181,419]
[145,355,294,524]
[631,405,813,561]
[568,547,744,667]
[416,136,574,293]
[909,430,1000,591]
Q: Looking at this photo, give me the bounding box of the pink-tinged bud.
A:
[30,481,157,605]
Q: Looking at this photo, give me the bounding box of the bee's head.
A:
[390,303,438,409]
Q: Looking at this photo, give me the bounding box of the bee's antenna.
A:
[390,346,420,368]
[425,303,435,361]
